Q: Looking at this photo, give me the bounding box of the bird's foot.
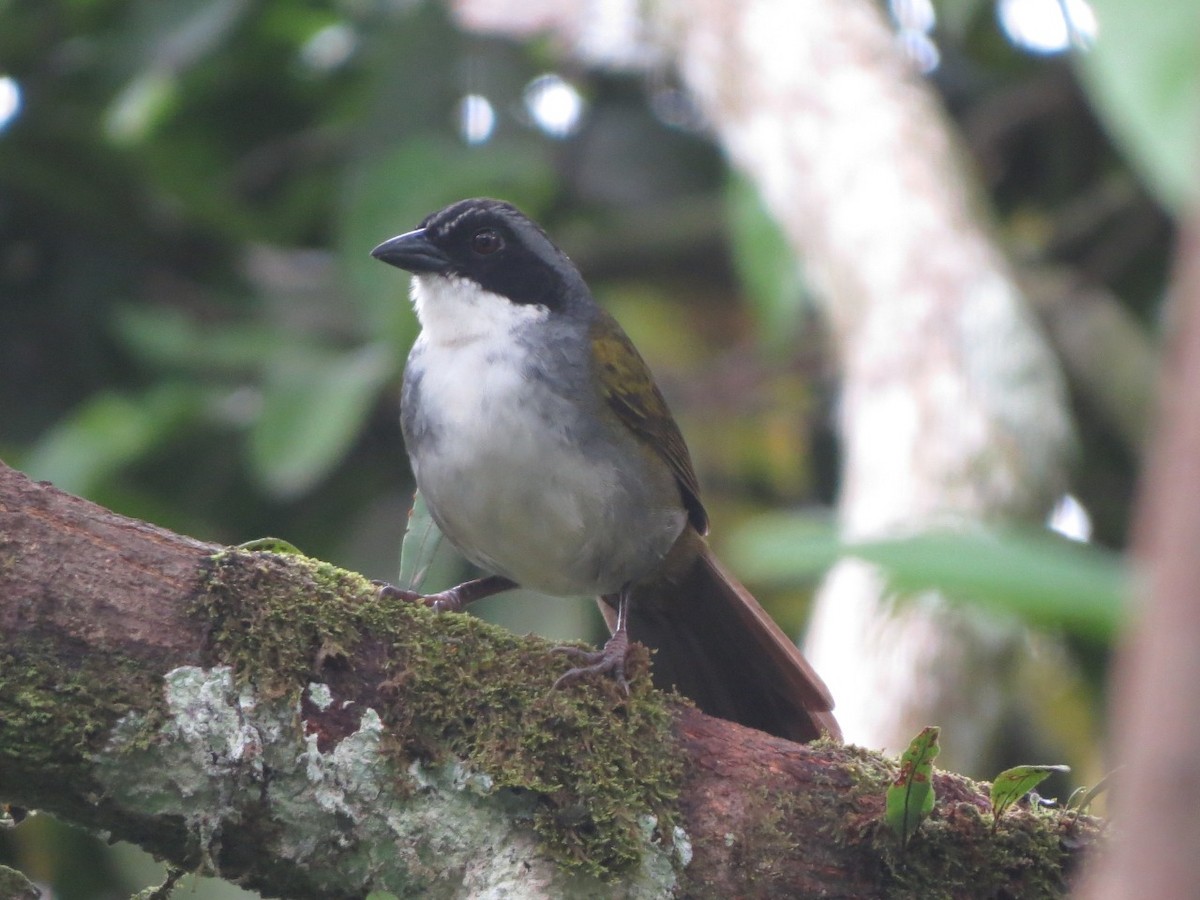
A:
[373,581,465,612]
[552,630,632,695]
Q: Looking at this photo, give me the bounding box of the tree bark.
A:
[1077,217,1200,898]
[0,462,1095,898]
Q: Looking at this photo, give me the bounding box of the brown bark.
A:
[1078,220,1200,898]
[1,466,215,664]
[0,462,1097,898]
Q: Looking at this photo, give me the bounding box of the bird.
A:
[371,197,840,743]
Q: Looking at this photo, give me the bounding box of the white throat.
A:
[411,274,548,346]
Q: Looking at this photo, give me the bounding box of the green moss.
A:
[691,735,1097,899]
[0,646,154,769]
[856,767,1097,899]
[0,636,168,822]
[197,550,684,879]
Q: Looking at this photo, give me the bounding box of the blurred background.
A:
[0,0,1188,895]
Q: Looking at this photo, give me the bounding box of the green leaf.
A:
[886,726,940,850]
[22,384,207,496]
[248,343,396,498]
[396,490,445,592]
[113,305,300,374]
[105,0,253,144]
[723,511,842,583]
[236,537,306,555]
[1075,1,1200,211]
[990,764,1071,822]
[852,530,1126,640]
[728,519,1128,639]
[105,70,180,145]
[726,173,810,354]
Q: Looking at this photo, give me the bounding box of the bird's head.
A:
[371,199,587,337]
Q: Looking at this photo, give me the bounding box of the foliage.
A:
[1076,0,1200,211]
[728,515,1128,639]
[886,726,940,850]
[396,488,447,592]
[990,764,1072,824]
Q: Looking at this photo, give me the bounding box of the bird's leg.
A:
[553,589,633,694]
[375,574,517,612]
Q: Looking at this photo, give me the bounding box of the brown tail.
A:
[608,534,840,743]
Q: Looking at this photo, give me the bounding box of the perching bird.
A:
[372,198,839,743]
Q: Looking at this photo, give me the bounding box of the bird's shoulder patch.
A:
[590,313,708,534]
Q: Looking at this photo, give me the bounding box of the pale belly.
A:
[416,435,683,596]
[403,337,686,597]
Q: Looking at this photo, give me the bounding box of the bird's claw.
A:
[373,580,464,612]
[552,631,632,695]
[373,580,420,602]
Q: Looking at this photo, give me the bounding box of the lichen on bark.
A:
[193,549,689,882]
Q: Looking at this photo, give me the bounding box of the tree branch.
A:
[1078,213,1200,898]
[0,462,1097,897]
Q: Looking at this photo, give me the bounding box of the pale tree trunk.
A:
[450,0,1074,771]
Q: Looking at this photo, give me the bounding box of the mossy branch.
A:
[0,462,1098,898]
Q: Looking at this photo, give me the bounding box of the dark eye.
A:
[470,228,504,255]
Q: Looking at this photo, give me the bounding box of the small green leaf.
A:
[105,71,179,145]
[886,726,940,850]
[726,173,810,353]
[1068,768,1118,817]
[396,490,445,592]
[236,537,306,555]
[990,764,1071,822]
